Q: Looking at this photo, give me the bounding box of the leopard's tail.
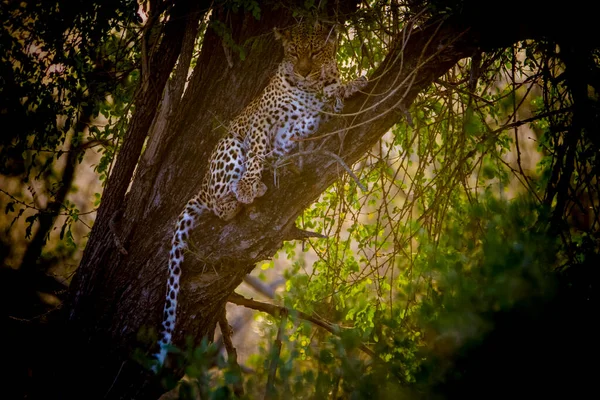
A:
[154,198,206,369]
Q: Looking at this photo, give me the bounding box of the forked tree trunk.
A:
[60,1,585,398]
[63,6,304,399]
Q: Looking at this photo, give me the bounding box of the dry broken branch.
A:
[228,293,376,359]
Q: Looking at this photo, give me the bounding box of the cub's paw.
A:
[255,181,268,198]
[346,75,368,96]
[231,178,267,204]
[356,75,368,86]
[214,194,242,221]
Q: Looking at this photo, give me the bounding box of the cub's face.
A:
[275,22,338,85]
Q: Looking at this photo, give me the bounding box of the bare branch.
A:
[282,226,327,242]
[218,310,244,397]
[243,275,284,299]
[275,149,367,191]
[228,293,376,359]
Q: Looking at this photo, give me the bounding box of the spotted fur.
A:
[154,22,367,368]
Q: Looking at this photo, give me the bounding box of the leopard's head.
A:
[274,22,338,86]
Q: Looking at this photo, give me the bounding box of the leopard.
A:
[154,22,368,368]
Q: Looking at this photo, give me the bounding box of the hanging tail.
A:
[154,198,205,369]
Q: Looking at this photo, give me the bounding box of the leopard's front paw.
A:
[214,194,242,221]
[255,181,268,198]
[231,178,267,204]
[346,75,368,97]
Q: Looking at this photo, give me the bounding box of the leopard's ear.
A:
[323,24,338,45]
[273,27,291,42]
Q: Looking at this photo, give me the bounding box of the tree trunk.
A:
[61,1,598,399]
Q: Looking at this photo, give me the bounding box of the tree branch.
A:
[218,309,244,397]
[71,0,206,312]
[228,293,376,359]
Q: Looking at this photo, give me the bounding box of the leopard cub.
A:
[155,22,367,368]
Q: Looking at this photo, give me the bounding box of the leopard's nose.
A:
[296,58,312,77]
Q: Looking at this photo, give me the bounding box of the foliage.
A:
[232,22,599,398]
[1,0,139,270]
[1,0,139,172]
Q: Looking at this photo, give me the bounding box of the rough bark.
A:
[62,1,598,399]
[64,0,207,397]
[68,0,206,316]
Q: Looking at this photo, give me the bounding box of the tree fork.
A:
[63,0,206,397]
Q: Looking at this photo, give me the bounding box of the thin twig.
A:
[104,361,126,399]
[275,149,367,191]
[265,307,287,400]
[488,107,572,137]
[283,226,327,242]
